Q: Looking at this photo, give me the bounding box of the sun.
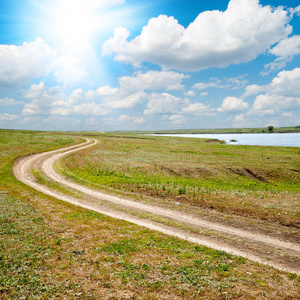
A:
[53,0,97,48]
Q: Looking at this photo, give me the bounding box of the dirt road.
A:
[13,138,300,275]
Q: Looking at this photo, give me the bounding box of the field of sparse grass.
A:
[60,134,300,229]
[1,130,300,299]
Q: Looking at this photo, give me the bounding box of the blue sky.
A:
[0,0,299,131]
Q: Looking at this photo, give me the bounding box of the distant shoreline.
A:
[109,126,300,135]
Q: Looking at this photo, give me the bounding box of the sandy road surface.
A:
[13,138,300,275]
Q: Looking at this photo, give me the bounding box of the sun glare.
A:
[54,0,96,48]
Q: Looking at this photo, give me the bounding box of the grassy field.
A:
[1,129,300,299]
[61,134,300,229]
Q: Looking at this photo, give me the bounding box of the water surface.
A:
[153,133,300,147]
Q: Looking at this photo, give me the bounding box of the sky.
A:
[0,0,300,131]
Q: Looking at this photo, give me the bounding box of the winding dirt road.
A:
[13,138,300,275]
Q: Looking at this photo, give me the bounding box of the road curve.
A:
[14,138,300,275]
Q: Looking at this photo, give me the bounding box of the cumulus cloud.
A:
[94,70,187,109]
[0,38,87,88]
[267,68,300,98]
[217,97,249,113]
[133,116,146,124]
[262,35,300,75]
[0,97,23,106]
[193,81,223,90]
[252,94,300,115]
[93,85,119,96]
[193,75,247,91]
[0,113,19,122]
[22,82,111,116]
[234,114,246,122]
[182,103,216,116]
[242,84,265,98]
[103,0,291,71]
[102,71,188,109]
[107,92,147,109]
[117,115,146,124]
[270,35,300,57]
[233,113,247,127]
[249,68,300,115]
[144,93,189,115]
[73,103,110,115]
[168,114,186,125]
[184,90,196,97]
[118,71,187,94]
[118,114,132,122]
[0,39,55,88]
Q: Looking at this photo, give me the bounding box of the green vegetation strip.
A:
[60,134,300,228]
[109,125,300,134]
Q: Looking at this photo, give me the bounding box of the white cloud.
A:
[23,116,41,124]
[234,114,246,122]
[22,82,111,116]
[43,116,66,124]
[193,81,222,90]
[0,113,19,122]
[250,68,300,115]
[22,83,65,116]
[290,5,300,17]
[233,113,247,127]
[281,112,293,117]
[23,82,46,99]
[217,97,249,113]
[94,85,119,96]
[168,114,186,125]
[117,115,146,124]
[118,70,187,94]
[107,91,147,109]
[225,75,248,89]
[118,114,132,122]
[262,35,300,75]
[73,103,111,115]
[103,0,291,71]
[252,94,300,115]
[182,103,216,116]
[0,39,55,87]
[270,35,300,57]
[184,90,196,97]
[268,68,300,98]
[93,70,187,109]
[0,97,23,106]
[103,117,114,124]
[0,38,87,88]
[144,93,189,115]
[243,84,265,98]
[200,92,208,96]
[133,116,146,124]
[194,75,247,91]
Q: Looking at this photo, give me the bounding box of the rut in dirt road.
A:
[13,138,300,275]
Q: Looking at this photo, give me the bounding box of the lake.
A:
[153,133,300,147]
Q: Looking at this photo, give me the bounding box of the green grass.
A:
[0,129,300,299]
[60,134,300,228]
[109,125,300,134]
